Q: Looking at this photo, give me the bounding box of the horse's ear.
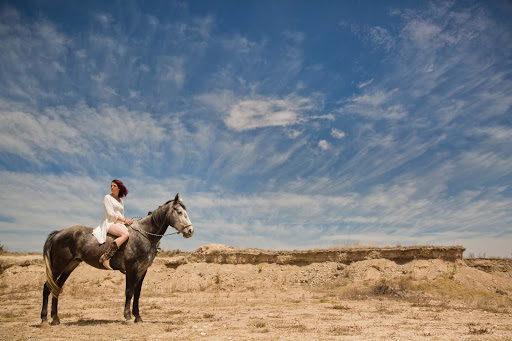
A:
[147,211,152,216]
[174,193,180,203]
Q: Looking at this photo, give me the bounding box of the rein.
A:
[127,213,191,239]
[130,224,182,238]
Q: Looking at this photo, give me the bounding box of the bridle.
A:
[128,202,192,239]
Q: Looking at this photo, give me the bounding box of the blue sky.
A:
[1,1,511,257]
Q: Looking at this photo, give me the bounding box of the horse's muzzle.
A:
[182,226,194,238]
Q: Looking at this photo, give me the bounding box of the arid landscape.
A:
[1,244,511,340]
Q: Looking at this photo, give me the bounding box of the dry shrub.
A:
[255,321,266,328]
[0,311,22,320]
[467,323,492,335]
[274,320,308,332]
[330,325,362,336]
[322,274,512,313]
[332,304,350,310]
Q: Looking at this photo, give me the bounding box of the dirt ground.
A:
[1,247,511,341]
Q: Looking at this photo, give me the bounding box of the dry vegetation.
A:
[0,245,511,340]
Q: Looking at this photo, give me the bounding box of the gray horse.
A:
[40,193,194,325]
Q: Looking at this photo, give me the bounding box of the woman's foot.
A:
[99,241,119,270]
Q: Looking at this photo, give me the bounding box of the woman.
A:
[92,179,134,270]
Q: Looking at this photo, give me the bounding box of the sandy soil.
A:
[1,248,511,341]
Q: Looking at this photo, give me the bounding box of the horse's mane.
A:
[147,199,186,216]
[163,199,187,211]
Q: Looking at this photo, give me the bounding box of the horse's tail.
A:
[43,231,62,298]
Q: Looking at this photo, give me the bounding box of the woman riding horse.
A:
[92,179,134,270]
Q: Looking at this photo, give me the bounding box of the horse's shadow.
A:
[65,319,119,326]
[34,319,171,328]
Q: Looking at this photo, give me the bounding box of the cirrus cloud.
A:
[224,96,318,131]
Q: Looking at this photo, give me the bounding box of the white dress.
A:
[92,194,126,244]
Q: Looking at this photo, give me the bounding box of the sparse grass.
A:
[467,323,492,335]
[254,321,271,333]
[166,309,184,315]
[158,249,191,257]
[150,302,162,310]
[257,264,263,273]
[214,273,221,285]
[0,311,22,320]
[332,304,350,310]
[203,313,215,319]
[321,274,512,314]
[330,325,362,336]
[448,263,457,279]
[274,321,308,332]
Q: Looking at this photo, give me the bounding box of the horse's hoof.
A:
[50,319,60,326]
[134,317,143,323]
[40,321,50,328]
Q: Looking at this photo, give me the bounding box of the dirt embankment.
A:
[164,244,466,267]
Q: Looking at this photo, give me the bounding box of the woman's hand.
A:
[125,219,134,225]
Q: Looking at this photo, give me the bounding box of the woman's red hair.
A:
[112,179,128,198]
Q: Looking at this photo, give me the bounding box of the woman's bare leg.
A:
[108,223,130,247]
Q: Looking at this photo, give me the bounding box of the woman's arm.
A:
[116,216,133,225]
[114,200,133,225]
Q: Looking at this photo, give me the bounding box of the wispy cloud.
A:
[339,88,408,120]
[224,95,319,131]
[358,79,374,89]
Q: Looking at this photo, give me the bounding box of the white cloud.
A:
[283,30,305,43]
[157,56,186,88]
[221,34,259,53]
[1,170,511,256]
[368,26,394,51]
[318,140,331,150]
[472,126,512,142]
[94,12,112,26]
[0,103,171,168]
[331,128,346,139]
[402,20,442,47]
[285,129,302,139]
[146,15,159,27]
[91,72,107,83]
[192,14,215,38]
[196,90,236,113]
[340,88,407,120]
[358,78,374,89]
[0,7,69,101]
[225,96,316,131]
[0,111,85,161]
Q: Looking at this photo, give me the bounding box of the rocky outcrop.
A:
[463,258,512,273]
[164,244,465,267]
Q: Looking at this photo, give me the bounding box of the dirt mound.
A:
[0,254,44,275]
[174,243,465,266]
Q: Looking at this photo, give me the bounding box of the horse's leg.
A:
[50,259,81,325]
[124,269,138,320]
[40,283,51,324]
[132,270,147,323]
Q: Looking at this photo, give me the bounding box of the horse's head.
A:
[167,193,194,238]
